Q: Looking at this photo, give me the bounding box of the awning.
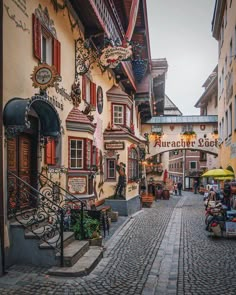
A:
[3,96,61,137]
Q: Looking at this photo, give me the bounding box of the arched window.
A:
[128,148,138,181]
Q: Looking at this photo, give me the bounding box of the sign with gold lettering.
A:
[31,64,58,90]
[104,141,125,150]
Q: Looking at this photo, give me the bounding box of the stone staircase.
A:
[8,218,104,277]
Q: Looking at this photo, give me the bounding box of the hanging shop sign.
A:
[104,141,125,150]
[100,45,132,69]
[31,64,58,90]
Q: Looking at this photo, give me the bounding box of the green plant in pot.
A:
[72,212,100,240]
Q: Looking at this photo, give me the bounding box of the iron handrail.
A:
[37,172,86,239]
[37,172,87,206]
[8,170,66,266]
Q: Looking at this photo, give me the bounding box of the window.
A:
[229,104,232,136]
[200,152,207,161]
[182,125,193,132]
[235,26,236,57]
[128,148,138,181]
[113,105,124,124]
[222,68,224,90]
[224,2,227,27]
[70,139,83,169]
[222,118,225,140]
[230,39,233,64]
[190,161,197,169]
[214,95,218,107]
[220,21,224,47]
[226,111,228,137]
[82,76,96,108]
[33,13,61,74]
[107,159,116,179]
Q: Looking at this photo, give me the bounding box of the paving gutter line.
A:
[142,197,186,295]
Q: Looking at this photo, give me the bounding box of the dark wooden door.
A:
[8,134,34,210]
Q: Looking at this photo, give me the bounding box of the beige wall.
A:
[3,0,143,203]
[217,0,236,173]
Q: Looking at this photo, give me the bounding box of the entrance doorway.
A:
[7,132,38,211]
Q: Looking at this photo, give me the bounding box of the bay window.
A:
[112,104,133,128]
[69,139,83,169]
[69,138,97,170]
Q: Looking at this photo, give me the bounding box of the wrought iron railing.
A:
[7,170,86,267]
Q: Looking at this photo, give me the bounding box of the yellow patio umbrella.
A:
[201,169,234,178]
[214,176,234,180]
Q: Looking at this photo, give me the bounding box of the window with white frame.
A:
[113,105,124,125]
[189,161,197,170]
[128,148,138,181]
[33,10,61,74]
[107,159,116,179]
[42,29,52,65]
[70,139,83,169]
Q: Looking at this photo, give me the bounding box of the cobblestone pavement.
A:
[0,198,178,294]
[178,193,236,295]
[1,193,236,294]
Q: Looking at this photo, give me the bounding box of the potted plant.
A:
[72,212,102,246]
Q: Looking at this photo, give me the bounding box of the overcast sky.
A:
[146,0,218,115]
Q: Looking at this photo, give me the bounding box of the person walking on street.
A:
[194,180,198,194]
[177,181,182,196]
[174,183,178,196]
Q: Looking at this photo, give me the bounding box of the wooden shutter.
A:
[90,82,97,106]
[45,138,56,165]
[82,76,86,100]
[53,38,61,75]
[32,14,42,60]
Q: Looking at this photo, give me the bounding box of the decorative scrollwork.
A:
[75,38,99,77]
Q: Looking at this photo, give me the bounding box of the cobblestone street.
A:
[1,192,236,294]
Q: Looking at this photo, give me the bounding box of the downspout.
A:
[0,0,6,275]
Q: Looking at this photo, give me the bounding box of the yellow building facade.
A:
[212,0,236,173]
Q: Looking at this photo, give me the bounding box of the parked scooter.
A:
[205,203,227,237]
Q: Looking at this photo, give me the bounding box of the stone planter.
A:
[89,236,103,247]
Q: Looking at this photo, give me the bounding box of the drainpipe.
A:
[0,0,6,275]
